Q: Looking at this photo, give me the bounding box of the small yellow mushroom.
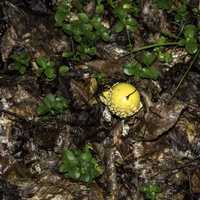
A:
[100,82,142,118]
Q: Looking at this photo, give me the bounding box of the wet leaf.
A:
[70,79,90,106]
[143,100,186,140]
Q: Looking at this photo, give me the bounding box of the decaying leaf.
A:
[143,100,186,140]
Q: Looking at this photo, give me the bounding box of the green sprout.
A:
[36,57,56,80]
[59,145,103,183]
[37,94,68,116]
[11,52,30,74]
[140,183,161,200]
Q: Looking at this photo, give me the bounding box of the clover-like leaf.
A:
[59,147,103,183]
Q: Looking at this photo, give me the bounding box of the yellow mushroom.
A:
[100,82,142,118]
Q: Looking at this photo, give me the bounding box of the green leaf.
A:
[185,40,198,54]
[82,23,93,32]
[59,147,103,183]
[15,63,26,75]
[183,25,198,54]
[184,25,197,39]
[37,103,49,116]
[125,17,138,32]
[113,7,126,20]
[36,57,49,69]
[43,94,55,108]
[113,21,125,33]
[80,151,92,162]
[153,0,172,10]
[158,51,173,63]
[122,3,132,10]
[44,67,56,80]
[140,183,161,200]
[11,52,30,74]
[91,16,102,29]
[59,65,69,76]
[177,39,186,46]
[101,31,110,42]
[37,94,68,116]
[78,13,89,23]
[36,57,55,80]
[62,23,73,34]
[142,51,157,66]
[96,4,104,15]
[62,51,74,58]
[140,67,160,80]
[64,150,77,163]
[55,6,68,26]
[123,62,160,80]
[123,62,142,76]
[175,4,188,22]
[11,52,30,66]
[70,168,81,179]
[59,163,68,173]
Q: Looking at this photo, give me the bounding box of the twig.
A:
[170,48,200,99]
[120,42,179,58]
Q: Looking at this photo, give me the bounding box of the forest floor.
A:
[0,1,200,200]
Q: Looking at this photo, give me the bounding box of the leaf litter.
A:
[0,1,200,199]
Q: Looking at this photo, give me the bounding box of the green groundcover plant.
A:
[59,145,103,183]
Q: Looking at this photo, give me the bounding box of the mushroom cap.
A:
[100,83,142,118]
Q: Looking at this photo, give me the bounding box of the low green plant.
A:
[140,183,161,200]
[175,1,188,22]
[59,145,103,183]
[181,24,199,54]
[37,94,68,116]
[36,57,56,80]
[11,52,30,74]
[153,37,173,63]
[55,0,140,60]
[55,0,110,60]
[122,21,199,79]
[153,0,189,23]
[59,65,69,76]
[123,51,160,80]
[54,0,70,27]
[111,1,139,33]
